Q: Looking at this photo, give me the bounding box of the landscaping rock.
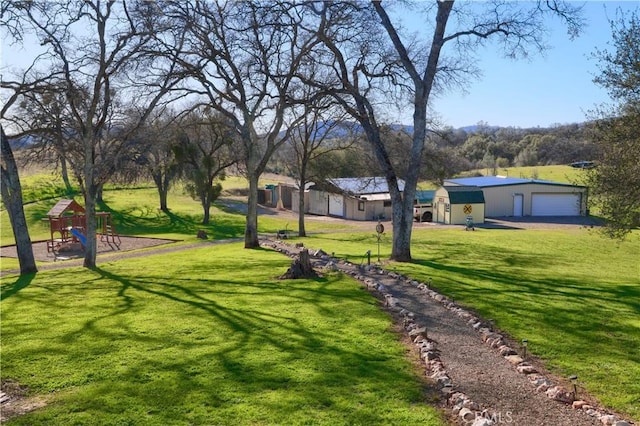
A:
[572,400,589,409]
[599,415,616,425]
[459,407,476,422]
[498,345,517,356]
[546,386,574,403]
[505,355,524,365]
[516,364,537,375]
[471,418,495,426]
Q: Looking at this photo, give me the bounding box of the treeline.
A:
[270,121,598,185]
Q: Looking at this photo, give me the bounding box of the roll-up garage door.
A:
[531,193,580,216]
[328,194,344,217]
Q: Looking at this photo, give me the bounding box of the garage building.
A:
[444,176,588,217]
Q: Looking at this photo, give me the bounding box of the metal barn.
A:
[445,176,588,217]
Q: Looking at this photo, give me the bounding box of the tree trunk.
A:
[83,136,98,269]
[245,172,260,248]
[201,196,210,225]
[96,183,104,204]
[298,186,306,237]
[0,126,37,275]
[280,249,317,279]
[390,195,413,262]
[298,168,307,237]
[60,155,74,197]
[159,187,169,212]
[153,172,170,212]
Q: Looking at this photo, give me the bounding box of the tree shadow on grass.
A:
[61,266,427,424]
[96,200,244,239]
[411,248,640,315]
[1,273,36,300]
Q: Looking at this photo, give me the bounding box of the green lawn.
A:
[2,168,639,422]
[465,164,589,184]
[302,227,640,422]
[0,244,444,425]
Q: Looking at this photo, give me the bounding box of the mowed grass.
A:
[302,227,640,421]
[467,164,589,184]
[0,175,347,248]
[0,244,443,425]
[2,166,638,421]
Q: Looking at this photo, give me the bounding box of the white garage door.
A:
[328,194,344,217]
[531,193,580,216]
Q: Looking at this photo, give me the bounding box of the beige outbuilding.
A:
[445,176,588,217]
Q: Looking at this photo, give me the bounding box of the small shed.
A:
[434,186,485,225]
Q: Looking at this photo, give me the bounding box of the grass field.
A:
[1,245,443,425]
[2,165,639,423]
[466,164,589,184]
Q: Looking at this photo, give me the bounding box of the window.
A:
[383,200,392,207]
[358,200,365,211]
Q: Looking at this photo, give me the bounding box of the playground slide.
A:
[70,228,87,247]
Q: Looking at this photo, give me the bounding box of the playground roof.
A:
[47,199,85,217]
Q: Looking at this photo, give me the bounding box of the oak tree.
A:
[307,0,584,261]
[588,9,640,238]
[2,1,182,267]
[158,0,317,247]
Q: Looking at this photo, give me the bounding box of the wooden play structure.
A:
[45,199,120,253]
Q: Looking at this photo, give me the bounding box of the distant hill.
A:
[280,121,523,140]
[8,135,37,149]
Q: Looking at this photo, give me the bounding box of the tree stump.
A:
[280,249,318,279]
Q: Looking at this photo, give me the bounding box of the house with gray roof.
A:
[292,177,405,221]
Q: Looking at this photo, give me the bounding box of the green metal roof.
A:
[442,186,485,204]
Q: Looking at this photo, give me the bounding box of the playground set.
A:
[45,199,120,255]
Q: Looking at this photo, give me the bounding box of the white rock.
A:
[572,400,589,409]
[463,399,481,411]
[505,355,524,365]
[516,364,537,374]
[599,415,616,425]
[536,383,551,393]
[498,345,517,356]
[472,418,495,426]
[459,407,476,422]
[546,386,574,403]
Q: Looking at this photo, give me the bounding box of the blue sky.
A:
[426,1,640,129]
[2,1,638,130]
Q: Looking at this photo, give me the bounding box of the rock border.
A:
[262,240,635,426]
